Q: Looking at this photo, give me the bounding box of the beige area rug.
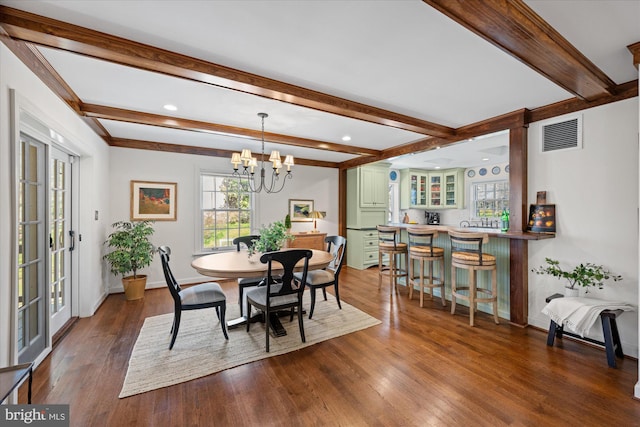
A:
[119,294,380,398]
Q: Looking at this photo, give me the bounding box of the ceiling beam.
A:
[82,104,378,157]
[424,0,618,101]
[0,6,456,139]
[628,42,640,69]
[110,138,339,168]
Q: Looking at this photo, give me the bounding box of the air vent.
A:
[541,116,582,152]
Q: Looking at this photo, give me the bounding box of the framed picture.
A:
[131,181,177,221]
[527,204,556,233]
[289,199,313,222]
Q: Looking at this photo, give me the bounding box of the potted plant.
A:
[532,257,622,296]
[248,220,294,257]
[104,220,155,300]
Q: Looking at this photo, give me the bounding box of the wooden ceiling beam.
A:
[110,138,339,168]
[82,104,378,156]
[628,42,640,69]
[424,0,618,101]
[0,6,456,138]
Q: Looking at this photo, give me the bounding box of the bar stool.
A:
[407,227,446,308]
[377,225,408,294]
[449,230,499,326]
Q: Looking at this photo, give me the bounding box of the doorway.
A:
[16,134,76,364]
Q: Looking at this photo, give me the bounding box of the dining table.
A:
[191,248,334,336]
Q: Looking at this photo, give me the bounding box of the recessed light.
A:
[435,166,441,169]
[482,157,489,161]
[342,135,351,142]
[163,104,178,111]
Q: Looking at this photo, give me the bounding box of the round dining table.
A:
[191,248,334,334]
[191,248,334,279]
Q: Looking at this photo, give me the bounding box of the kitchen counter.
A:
[389,223,555,241]
[387,222,553,326]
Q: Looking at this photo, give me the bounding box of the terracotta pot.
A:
[122,275,147,300]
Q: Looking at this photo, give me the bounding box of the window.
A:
[200,173,253,251]
[472,180,509,218]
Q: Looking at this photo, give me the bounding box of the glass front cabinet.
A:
[400,168,464,209]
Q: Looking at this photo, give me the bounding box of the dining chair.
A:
[245,249,312,352]
[294,235,346,319]
[232,235,262,308]
[158,246,228,349]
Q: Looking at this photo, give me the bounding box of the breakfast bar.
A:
[389,224,555,326]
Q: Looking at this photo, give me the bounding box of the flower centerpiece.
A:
[247,220,294,257]
[532,257,622,295]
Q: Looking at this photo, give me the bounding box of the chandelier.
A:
[230,112,294,193]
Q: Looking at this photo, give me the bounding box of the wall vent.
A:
[541,115,582,153]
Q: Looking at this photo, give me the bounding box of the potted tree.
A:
[532,257,622,296]
[104,220,155,300]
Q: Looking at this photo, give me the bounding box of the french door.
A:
[17,136,75,363]
[17,134,46,363]
[49,147,73,335]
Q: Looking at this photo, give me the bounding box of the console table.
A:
[285,232,327,251]
[0,362,33,404]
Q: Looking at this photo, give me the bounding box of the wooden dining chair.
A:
[158,246,228,349]
[245,249,312,352]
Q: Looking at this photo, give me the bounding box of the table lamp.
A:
[310,211,324,233]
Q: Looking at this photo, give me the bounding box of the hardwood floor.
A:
[20,266,640,426]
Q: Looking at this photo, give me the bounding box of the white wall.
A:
[108,147,339,292]
[527,98,639,357]
[0,44,111,367]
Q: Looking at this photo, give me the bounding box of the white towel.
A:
[542,297,635,337]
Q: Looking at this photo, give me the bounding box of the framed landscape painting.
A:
[131,181,177,221]
[289,199,313,222]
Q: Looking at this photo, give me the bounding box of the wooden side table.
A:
[0,362,33,404]
[545,293,624,368]
[285,232,327,251]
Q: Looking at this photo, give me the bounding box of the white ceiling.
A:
[2,0,638,170]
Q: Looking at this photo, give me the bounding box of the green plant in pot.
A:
[248,220,294,257]
[284,214,292,230]
[532,257,622,296]
[104,220,155,300]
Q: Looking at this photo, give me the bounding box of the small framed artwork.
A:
[527,204,556,233]
[131,180,177,221]
[289,199,314,222]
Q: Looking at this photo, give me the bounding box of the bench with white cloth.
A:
[542,294,635,368]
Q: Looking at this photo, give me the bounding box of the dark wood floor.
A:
[20,266,640,426]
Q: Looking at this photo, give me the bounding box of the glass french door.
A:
[17,134,46,363]
[49,147,72,335]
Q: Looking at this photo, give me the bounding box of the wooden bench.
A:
[545,293,624,368]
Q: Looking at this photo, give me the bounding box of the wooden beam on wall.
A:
[424,0,617,101]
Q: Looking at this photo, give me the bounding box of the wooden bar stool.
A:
[407,227,446,307]
[377,225,408,294]
[449,230,499,326]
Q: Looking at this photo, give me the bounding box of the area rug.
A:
[119,294,380,398]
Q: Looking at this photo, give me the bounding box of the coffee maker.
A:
[425,211,440,225]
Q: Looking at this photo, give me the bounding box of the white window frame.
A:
[198,171,254,252]
[471,179,509,219]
